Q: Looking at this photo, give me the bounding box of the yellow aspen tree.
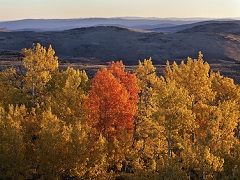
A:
[0,68,26,107]
[208,100,240,178]
[48,67,89,124]
[180,144,224,179]
[69,124,110,179]
[165,52,215,104]
[22,43,58,103]
[163,53,239,179]
[16,105,44,179]
[209,101,239,155]
[230,142,240,179]
[132,58,166,173]
[0,105,29,179]
[211,71,240,103]
[164,53,217,145]
[35,109,72,179]
[33,110,109,179]
[156,80,195,157]
[155,80,196,179]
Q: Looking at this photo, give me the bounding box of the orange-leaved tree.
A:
[85,61,139,141]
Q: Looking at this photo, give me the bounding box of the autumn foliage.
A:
[0,44,240,179]
[84,61,139,140]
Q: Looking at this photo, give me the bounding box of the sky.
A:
[0,0,239,21]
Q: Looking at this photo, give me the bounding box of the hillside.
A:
[178,21,240,33]
[0,21,240,82]
[149,20,240,33]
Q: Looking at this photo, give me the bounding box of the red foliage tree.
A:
[85,61,139,140]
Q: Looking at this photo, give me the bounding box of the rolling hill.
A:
[0,20,240,82]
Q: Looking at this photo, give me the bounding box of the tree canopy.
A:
[0,44,239,179]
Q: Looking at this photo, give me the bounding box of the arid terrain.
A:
[0,20,240,82]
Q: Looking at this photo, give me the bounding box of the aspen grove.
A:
[0,44,240,179]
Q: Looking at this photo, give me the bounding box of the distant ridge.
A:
[178,21,240,33]
[149,20,240,33]
[0,17,205,32]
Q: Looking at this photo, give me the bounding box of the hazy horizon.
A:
[1,16,239,22]
[0,16,239,23]
[0,0,239,21]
